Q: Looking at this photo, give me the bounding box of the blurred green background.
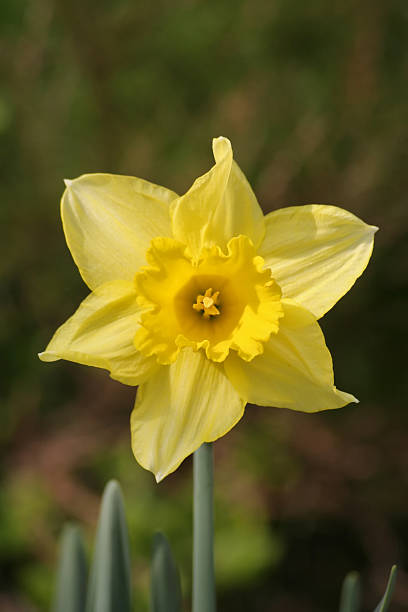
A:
[1,0,408,610]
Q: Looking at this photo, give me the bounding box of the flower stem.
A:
[193,442,216,612]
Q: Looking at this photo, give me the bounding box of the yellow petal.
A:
[224,300,357,412]
[39,280,157,385]
[170,137,265,258]
[258,204,377,319]
[62,174,177,290]
[130,348,245,481]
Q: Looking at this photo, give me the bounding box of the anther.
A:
[193,288,220,319]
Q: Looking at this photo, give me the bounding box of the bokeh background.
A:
[1,0,408,610]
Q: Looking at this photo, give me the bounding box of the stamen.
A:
[193,288,220,319]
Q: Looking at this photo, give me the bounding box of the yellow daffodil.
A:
[39,137,377,481]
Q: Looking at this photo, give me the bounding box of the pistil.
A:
[193,288,220,319]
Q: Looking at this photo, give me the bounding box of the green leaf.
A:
[86,481,132,612]
[339,571,360,612]
[53,524,87,612]
[151,532,182,612]
[374,565,397,612]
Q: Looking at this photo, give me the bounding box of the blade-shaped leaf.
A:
[86,481,132,612]
[339,571,360,612]
[53,524,87,612]
[151,532,182,612]
[374,566,397,612]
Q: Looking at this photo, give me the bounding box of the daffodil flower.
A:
[39,137,377,481]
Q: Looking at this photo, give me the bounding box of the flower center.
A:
[193,288,220,319]
[134,235,283,364]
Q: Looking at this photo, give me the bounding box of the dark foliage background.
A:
[1,0,408,610]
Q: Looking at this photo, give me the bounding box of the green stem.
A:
[193,443,216,612]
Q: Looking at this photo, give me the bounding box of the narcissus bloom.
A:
[39,137,377,481]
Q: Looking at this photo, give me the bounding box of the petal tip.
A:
[63,178,73,188]
[344,392,359,405]
[370,224,379,234]
[38,350,59,363]
[212,135,230,145]
[212,136,232,162]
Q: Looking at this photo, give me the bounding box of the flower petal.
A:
[258,204,377,319]
[224,300,357,412]
[39,280,157,385]
[62,173,177,289]
[170,137,265,258]
[130,348,245,481]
